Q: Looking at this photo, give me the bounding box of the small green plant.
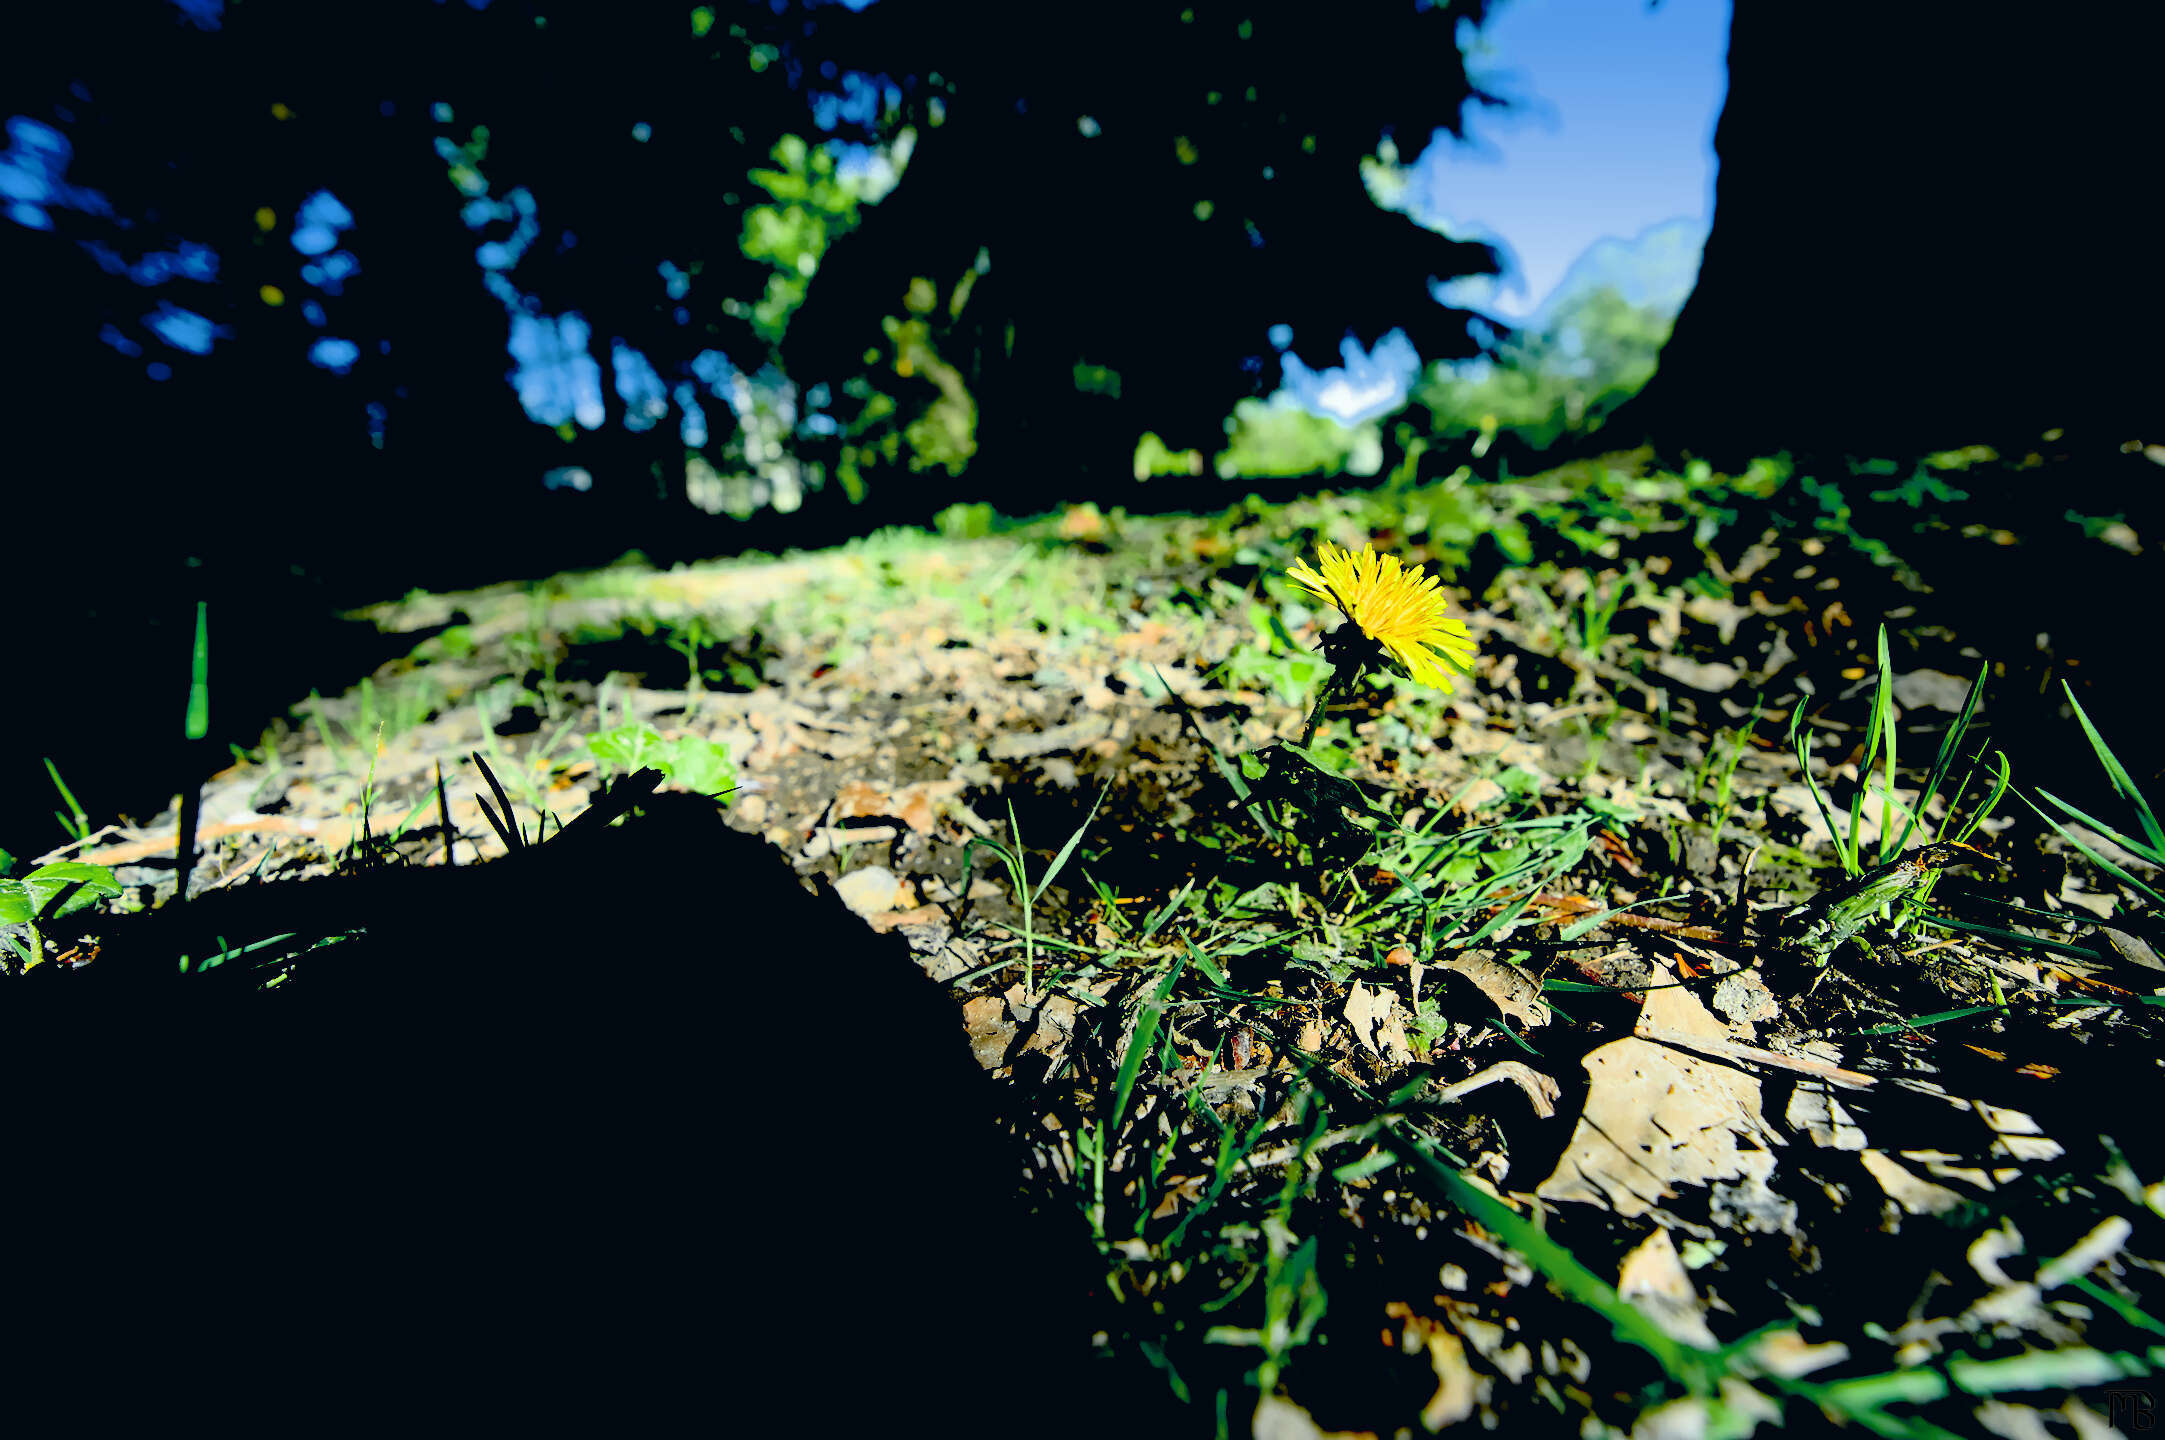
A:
[639,610,772,693]
[1213,603,1332,708]
[1,858,120,972]
[933,500,999,539]
[1787,625,2001,877]
[470,682,588,819]
[960,785,1107,996]
[1201,1091,1331,1395]
[1780,629,2010,964]
[1692,699,1764,840]
[1788,628,1899,877]
[501,591,565,718]
[1358,804,1606,956]
[584,722,737,799]
[302,688,354,773]
[1568,567,1629,659]
[1085,947,1187,1245]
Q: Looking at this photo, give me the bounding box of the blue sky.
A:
[1283,0,1730,423]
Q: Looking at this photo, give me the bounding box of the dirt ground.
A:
[34,459,2165,1437]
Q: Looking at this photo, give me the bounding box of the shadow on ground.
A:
[5,774,1174,1433]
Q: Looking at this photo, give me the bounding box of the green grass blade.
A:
[1946,750,2012,846]
[2036,788,2165,867]
[42,759,89,840]
[1852,1004,2005,1036]
[1154,664,1281,836]
[1789,700,1854,876]
[184,599,211,740]
[1181,939,1232,990]
[1032,782,1110,906]
[468,752,525,854]
[1136,877,1196,946]
[1387,1115,1724,1393]
[1896,661,1987,853]
[1851,625,1892,866]
[1922,913,2110,965]
[2018,792,2165,909]
[2064,683,2165,857]
[1109,953,1188,1135]
[435,760,456,867]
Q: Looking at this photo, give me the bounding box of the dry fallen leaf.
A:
[829,778,969,836]
[831,866,916,917]
[1440,950,1552,1029]
[1748,1329,1850,1379]
[1150,1173,1209,1221]
[870,904,957,934]
[1535,1037,1783,1218]
[1633,1381,1782,1440]
[1616,1228,1717,1348]
[1345,983,1416,1064]
[960,995,1014,1073]
[1976,1101,2065,1163]
[1635,973,1734,1044]
[1433,1061,1561,1118]
[1250,1394,1374,1440]
[1859,1149,1967,1216]
[1021,992,1080,1065]
[1787,1085,1869,1151]
[831,779,888,820]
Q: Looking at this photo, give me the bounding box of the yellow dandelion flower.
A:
[1286,541,1477,689]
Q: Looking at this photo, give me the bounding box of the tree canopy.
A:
[749,0,1505,495]
[2,0,1508,598]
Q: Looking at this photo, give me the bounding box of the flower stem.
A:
[1303,629,1369,748]
[1300,687,1331,749]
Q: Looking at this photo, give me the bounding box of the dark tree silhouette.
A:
[1606,2,2156,464]
[756,0,1507,500]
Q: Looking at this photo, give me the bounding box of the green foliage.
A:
[0,860,119,927]
[1867,464,1970,509]
[1791,474,1897,567]
[825,259,984,488]
[1417,284,1674,450]
[933,501,1000,539]
[737,134,868,344]
[1132,431,1205,480]
[584,723,736,799]
[1,859,121,972]
[1214,602,1330,707]
[885,309,978,475]
[1381,460,1534,569]
[185,600,211,741]
[1216,396,1382,480]
[1568,568,1629,658]
[1072,361,1122,398]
